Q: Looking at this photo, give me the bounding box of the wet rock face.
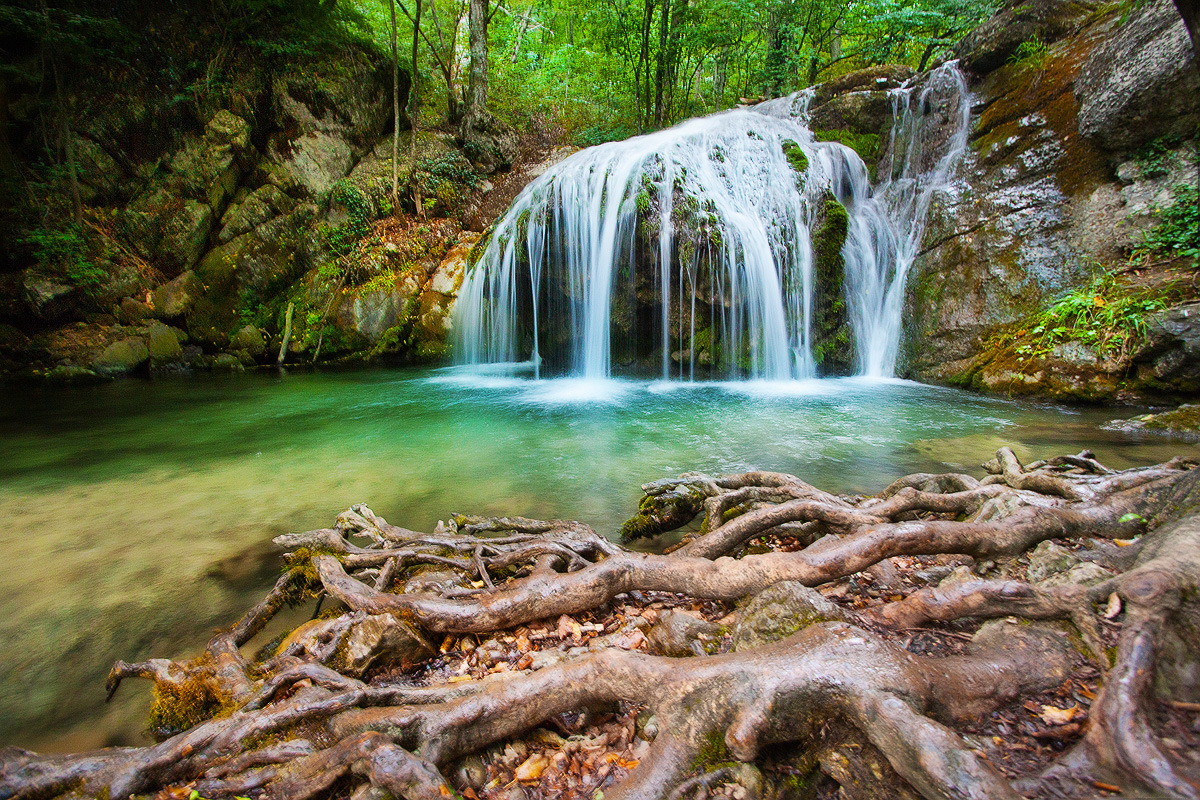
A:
[1075,0,1200,151]
[901,0,1199,395]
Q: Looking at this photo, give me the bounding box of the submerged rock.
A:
[1103,404,1200,441]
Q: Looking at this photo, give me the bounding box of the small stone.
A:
[645,610,719,657]
[732,581,848,651]
[333,613,433,676]
[1039,561,1115,588]
[937,565,976,588]
[1027,541,1080,583]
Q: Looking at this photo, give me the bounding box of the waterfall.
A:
[454,63,970,380]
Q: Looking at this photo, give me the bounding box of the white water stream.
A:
[455,63,970,379]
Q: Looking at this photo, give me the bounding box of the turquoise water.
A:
[1,367,1194,750]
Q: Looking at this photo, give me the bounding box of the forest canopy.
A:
[350,0,997,140]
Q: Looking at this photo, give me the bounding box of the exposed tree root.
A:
[3,448,1200,800]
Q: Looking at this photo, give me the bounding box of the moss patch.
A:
[811,194,852,374]
[814,130,881,174]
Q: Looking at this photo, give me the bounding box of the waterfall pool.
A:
[1,367,1194,750]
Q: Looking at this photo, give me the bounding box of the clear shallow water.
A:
[1,367,1195,750]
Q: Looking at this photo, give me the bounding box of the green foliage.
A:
[1135,183,1200,264]
[325,179,375,259]
[409,153,480,213]
[1008,36,1048,68]
[574,123,638,147]
[814,130,882,166]
[1132,136,1181,179]
[22,223,109,297]
[1011,272,1168,361]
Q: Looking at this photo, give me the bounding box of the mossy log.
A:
[3,450,1200,800]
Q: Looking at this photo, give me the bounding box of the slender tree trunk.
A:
[511,13,528,63]
[390,0,400,207]
[466,0,489,123]
[411,0,423,218]
[653,0,670,126]
[917,38,938,72]
[639,0,655,130]
[664,0,687,122]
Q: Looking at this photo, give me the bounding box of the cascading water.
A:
[454,63,970,380]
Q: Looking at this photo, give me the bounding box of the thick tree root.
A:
[3,448,1200,800]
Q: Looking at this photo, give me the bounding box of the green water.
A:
[1,367,1194,751]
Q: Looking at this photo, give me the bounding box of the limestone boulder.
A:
[168,110,253,214]
[231,325,267,357]
[147,320,183,363]
[218,184,296,243]
[152,271,198,319]
[732,581,849,651]
[22,272,78,321]
[91,337,149,375]
[953,0,1088,75]
[1075,0,1200,151]
[266,47,390,199]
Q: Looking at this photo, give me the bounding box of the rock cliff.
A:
[899,0,1200,402]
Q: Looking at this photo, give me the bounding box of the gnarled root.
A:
[3,448,1200,800]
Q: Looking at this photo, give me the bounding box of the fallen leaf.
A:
[515,753,549,783]
[557,614,583,640]
[1040,704,1080,725]
[1113,538,1138,547]
[1103,592,1122,619]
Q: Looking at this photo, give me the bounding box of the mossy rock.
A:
[732,581,848,651]
[811,194,852,375]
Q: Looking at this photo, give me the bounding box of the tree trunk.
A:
[653,0,670,126]
[639,0,655,131]
[411,0,423,218]
[466,0,489,124]
[1174,0,1200,60]
[390,0,400,206]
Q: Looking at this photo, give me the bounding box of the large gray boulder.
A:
[1076,0,1200,150]
[266,48,390,199]
[92,337,149,375]
[953,0,1086,75]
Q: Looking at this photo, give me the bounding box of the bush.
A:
[1136,183,1200,264]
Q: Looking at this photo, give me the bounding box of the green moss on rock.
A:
[811,194,852,375]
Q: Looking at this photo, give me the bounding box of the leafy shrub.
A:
[1008,36,1049,68]
[1136,183,1200,264]
[23,224,108,297]
[573,123,636,148]
[1011,272,1167,361]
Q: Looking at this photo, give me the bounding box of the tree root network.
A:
[3,448,1200,800]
